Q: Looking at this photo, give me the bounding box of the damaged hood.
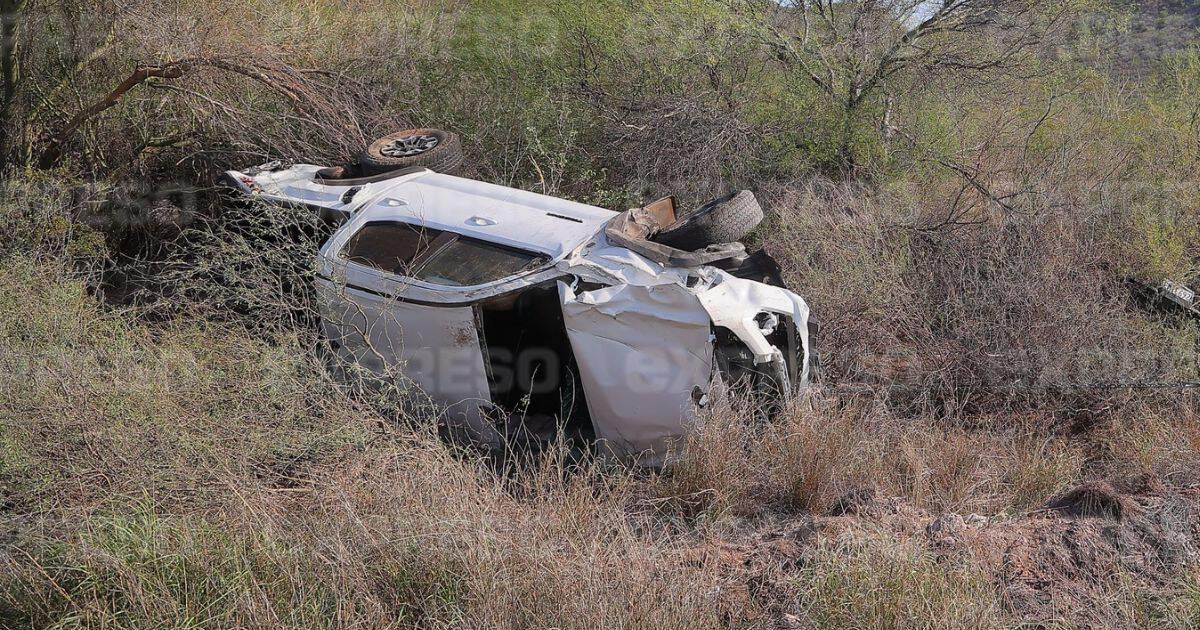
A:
[560,233,810,364]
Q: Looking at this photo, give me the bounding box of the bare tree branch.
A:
[737,0,1071,166]
[37,59,194,168]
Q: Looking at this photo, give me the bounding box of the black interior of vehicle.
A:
[713,312,803,420]
[709,249,789,287]
[476,282,593,445]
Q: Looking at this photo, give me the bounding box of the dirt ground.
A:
[687,475,1200,628]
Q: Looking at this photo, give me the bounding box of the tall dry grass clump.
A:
[663,393,1086,518]
[788,538,1004,628]
[2,439,749,627]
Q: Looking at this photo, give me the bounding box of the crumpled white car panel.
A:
[562,232,810,366]
[555,232,811,465]
[693,269,812,373]
[558,281,715,466]
[557,234,690,287]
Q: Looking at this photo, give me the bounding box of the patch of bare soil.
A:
[687,478,1200,627]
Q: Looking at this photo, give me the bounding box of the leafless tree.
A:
[733,0,1077,167]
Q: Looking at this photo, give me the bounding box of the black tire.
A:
[357,128,464,175]
[653,190,764,250]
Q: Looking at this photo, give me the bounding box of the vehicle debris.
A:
[223,128,814,465]
[1128,277,1200,321]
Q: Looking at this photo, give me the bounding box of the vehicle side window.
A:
[342,222,443,274]
[341,221,547,287]
[411,238,545,287]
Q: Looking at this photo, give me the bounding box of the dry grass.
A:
[663,394,1085,519]
[1092,407,1200,486]
[2,448,749,628]
[789,538,1004,629]
[763,79,1200,417]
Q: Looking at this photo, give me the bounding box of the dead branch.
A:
[34,54,370,170]
[36,59,195,169]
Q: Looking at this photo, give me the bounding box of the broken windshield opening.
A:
[342,220,546,287]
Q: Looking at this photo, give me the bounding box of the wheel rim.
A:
[380,134,440,158]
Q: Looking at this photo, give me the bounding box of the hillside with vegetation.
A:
[2,0,1200,627]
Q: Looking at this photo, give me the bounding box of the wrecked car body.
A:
[224,153,812,465]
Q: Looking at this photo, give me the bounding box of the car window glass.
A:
[413,238,545,287]
[342,221,545,287]
[342,222,442,274]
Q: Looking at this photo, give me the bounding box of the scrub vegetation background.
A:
[2,0,1200,627]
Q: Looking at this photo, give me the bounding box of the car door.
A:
[315,221,498,443]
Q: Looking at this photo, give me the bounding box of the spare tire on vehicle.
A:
[653,190,764,251]
[358,128,463,175]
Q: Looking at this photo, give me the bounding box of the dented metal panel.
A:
[562,233,812,383]
[558,281,714,466]
[692,270,811,378]
[557,232,692,287]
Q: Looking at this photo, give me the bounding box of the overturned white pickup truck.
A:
[224,129,813,465]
